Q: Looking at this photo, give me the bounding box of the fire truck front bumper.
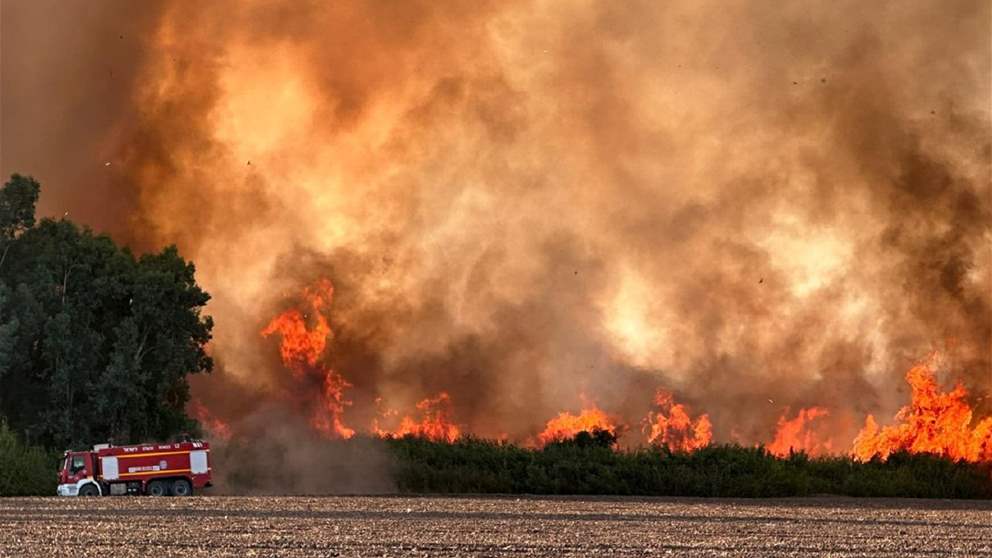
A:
[57,484,78,497]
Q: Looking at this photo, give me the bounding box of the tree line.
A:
[0,174,213,450]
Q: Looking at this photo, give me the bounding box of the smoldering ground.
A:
[2,0,989,461]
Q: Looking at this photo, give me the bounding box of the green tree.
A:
[0,286,19,382]
[0,174,213,448]
[0,174,39,241]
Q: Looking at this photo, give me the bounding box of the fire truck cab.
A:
[57,440,212,497]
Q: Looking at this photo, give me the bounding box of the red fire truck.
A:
[57,440,212,496]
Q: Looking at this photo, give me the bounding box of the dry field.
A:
[2,495,991,557]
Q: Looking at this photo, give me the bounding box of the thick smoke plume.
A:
[2,0,989,472]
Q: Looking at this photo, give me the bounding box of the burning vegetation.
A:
[645,390,713,453]
[853,362,992,463]
[537,405,618,447]
[766,407,831,458]
[261,280,354,440]
[248,279,992,466]
[374,392,462,444]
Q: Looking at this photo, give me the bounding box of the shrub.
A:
[385,436,992,499]
[0,419,58,496]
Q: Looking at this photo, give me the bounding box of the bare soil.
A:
[3,495,991,557]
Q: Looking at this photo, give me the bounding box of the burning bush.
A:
[853,362,992,462]
[537,406,619,447]
[645,390,712,453]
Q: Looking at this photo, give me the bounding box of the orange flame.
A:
[262,279,354,439]
[309,371,355,439]
[537,405,618,447]
[646,390,712,452]
[766,407,831,457]
[188,399,232,441]
[260,280,333,370]
[852,361,992,462]
[374,392,461,443]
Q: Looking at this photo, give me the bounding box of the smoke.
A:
[2,0,989,464]
[210,408,394,495]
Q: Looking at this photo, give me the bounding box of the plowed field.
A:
[3,496,991,557]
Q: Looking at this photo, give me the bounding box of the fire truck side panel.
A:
[101,456,119,480]
[97,441,212,491]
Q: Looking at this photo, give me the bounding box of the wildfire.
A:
[537,405,618,447]
[646,390,712,452]
[852,362,992,462]
[262,279,354,439]
[766,407,831,457]
[188,400,232,442]
[374,392,461,443]
[258,284,992,462]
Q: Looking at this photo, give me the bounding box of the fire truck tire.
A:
[171,479,192,497]
[79,484,99,497]
[147,480,167,497]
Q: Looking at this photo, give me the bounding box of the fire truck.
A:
[57,440,212,496]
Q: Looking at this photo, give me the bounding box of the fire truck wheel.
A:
[147,480,167,497]
[171,479,192,497]
[79,484,99,497]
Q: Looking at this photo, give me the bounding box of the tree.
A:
[0,174,39,241]
[0,174,213,448]
[0,285,19,382]
[0,174,40,272]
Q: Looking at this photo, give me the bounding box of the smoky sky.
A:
[2,0,990,449]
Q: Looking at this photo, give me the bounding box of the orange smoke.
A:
[646,390,712,453]
[537,405,618,447]
[766,407,831,457]
[374,392,461,443]
[188,399,232,442]
[262,279,354,439]
[852,361,992,462]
